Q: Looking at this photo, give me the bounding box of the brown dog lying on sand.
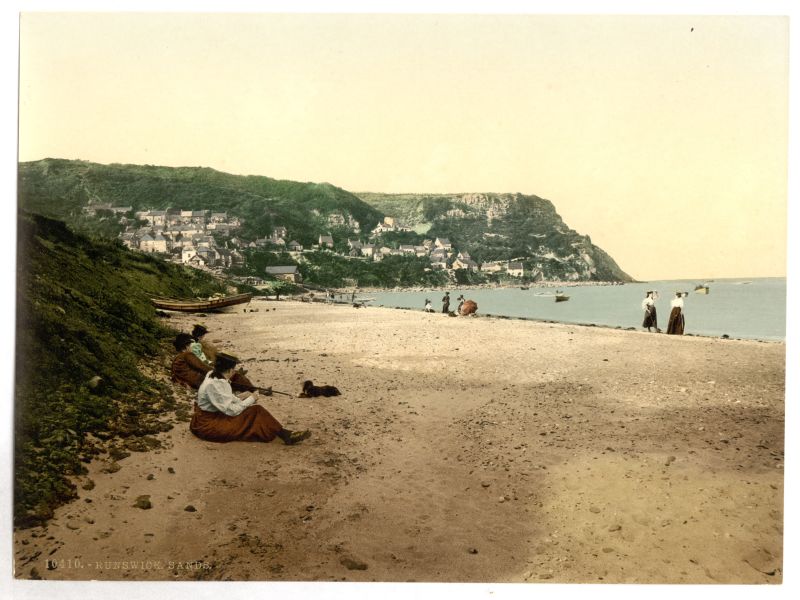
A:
[299,380,341,398]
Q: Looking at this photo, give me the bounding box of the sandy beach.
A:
[13,300,785,584]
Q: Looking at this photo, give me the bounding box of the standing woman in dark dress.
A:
[642,291,658,332]
[666,292,687,335]
[442,291,451,314]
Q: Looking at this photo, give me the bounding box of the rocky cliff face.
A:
[357,191,633,282]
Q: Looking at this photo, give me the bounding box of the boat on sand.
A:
[150,292,252,313]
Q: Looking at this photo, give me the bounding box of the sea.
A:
[368,278,787,342]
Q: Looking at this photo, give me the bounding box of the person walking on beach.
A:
[190,352,310,445]
[642,291,659,332]
[667,292,687,335]
[442,291,451,313]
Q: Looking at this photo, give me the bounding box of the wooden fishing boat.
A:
[694,284,710,295]
[555,294,570,302]
[151,292,252,312]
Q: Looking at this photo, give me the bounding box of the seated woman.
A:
[172,333,266,394]
[191,324,215,364]
[171,333,211,389]
[191,352,310,445]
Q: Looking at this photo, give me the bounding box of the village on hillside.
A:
[95,205,533,285]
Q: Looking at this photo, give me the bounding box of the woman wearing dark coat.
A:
[171,333,264,394]
[171,333,211,389]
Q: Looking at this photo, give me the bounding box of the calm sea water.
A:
[369,278,786,341]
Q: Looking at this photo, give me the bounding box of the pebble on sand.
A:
[134,495,152,510]
[101,462,122,474]
[340,557,368,570]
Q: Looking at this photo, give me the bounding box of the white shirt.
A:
[641,297,654,311]
[671,296,685,309]
[196,372,255,416]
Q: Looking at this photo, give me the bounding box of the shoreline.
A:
[325,280,630,295]
[277,297,784,344]
[13,303,785,583]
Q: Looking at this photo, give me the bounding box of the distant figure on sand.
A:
[460,299,478,316]
[424,299,434,313]
[190,352,310,445]
[442,291,451,313]
[457,294,465,314]
[171,333,266,394]
[642,291,659,332]
[667,292,687,335]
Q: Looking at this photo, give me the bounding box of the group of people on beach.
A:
[423,291,478,316]
[171,324,310,446]
[642,291,688,335]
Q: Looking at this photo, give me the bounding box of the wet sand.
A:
[13,301,785,583]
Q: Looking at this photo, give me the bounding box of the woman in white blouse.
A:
[666,292,688,335]
[191,352,310,445]
[641,291,658,332]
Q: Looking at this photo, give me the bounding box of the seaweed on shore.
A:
[13,212,227,527]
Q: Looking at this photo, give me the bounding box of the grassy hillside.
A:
[18,159,384,245]
[14,212,236,527]
[17,159,632,283]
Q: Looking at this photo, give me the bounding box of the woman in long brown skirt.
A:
[666,292,687,335]
[172,333,269,394]
[190,352,310,445]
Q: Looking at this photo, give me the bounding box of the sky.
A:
[15,10,790,281]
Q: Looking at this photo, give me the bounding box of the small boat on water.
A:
[151,292,252,313]
[694,284,710,295]
[520,286,530,290]
[555,292,570,302]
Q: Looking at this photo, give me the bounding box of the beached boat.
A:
[694,285,710,295]
[150,292,252,312]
